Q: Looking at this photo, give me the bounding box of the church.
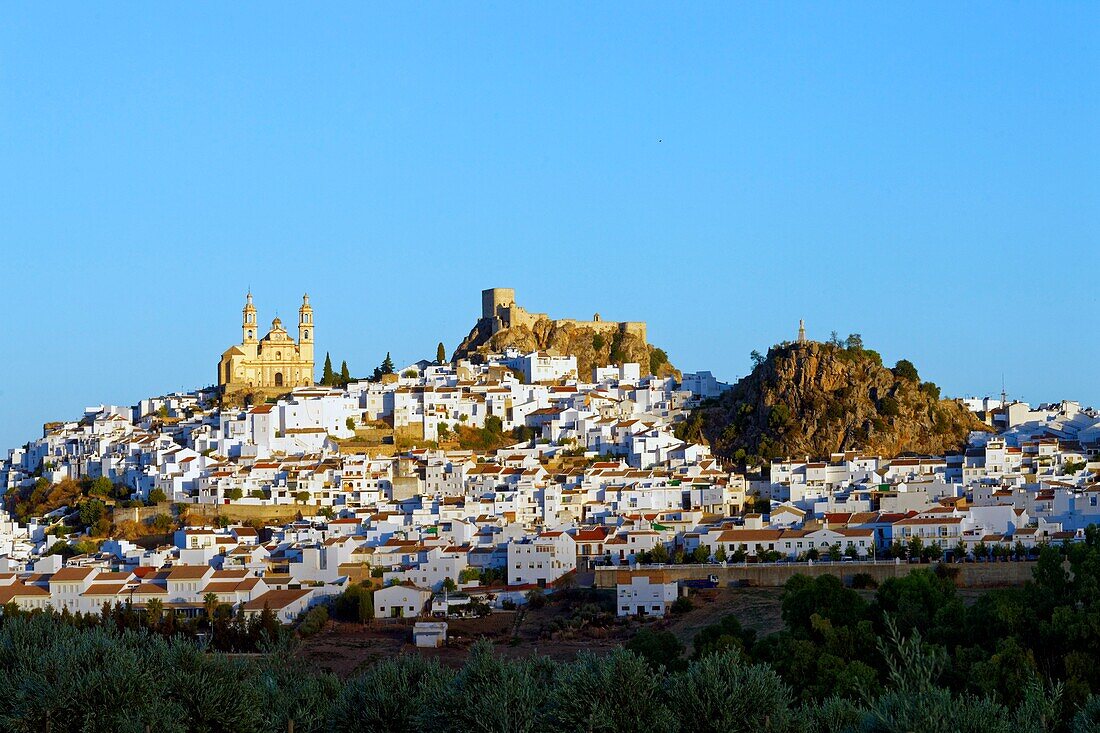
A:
[218,293,315,394]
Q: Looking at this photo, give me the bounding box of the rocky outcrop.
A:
[453,317,678,380]
[677,341,988,463]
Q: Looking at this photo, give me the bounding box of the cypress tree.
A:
[340,360,350,386]
[436,342,447,364]
[381,352,395,375]
[322,353,334,385]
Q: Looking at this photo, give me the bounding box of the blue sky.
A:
[1,3,1097,452]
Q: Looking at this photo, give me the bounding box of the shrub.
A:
[297,605,329,637]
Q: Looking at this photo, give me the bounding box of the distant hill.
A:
[453,317,679,380]
[676,339,989,464]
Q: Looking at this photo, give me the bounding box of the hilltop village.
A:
[0,289,1098,624]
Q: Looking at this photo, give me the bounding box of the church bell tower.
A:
[242,292,258,344]
[298,293,314,372]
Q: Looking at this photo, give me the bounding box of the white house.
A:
[616,574,678,617]
[374,584,432,619]
[507,531,577,587]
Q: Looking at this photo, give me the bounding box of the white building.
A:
[616,574,678,617]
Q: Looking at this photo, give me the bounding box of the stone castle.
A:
[218,293,315,395]
[480,287,647,343]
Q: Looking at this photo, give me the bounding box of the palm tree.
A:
[145,598,164,626]
[203,592,219,622]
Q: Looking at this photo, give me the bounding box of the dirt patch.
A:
[664,587,786,654]
[295,595,637,676]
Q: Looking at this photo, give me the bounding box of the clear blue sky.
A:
[1,3,1097,452]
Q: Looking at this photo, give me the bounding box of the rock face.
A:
[678,341,988,462]
[453,317,679,380]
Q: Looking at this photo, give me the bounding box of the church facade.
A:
[218,293,315,394]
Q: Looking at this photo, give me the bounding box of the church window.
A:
[275,373,284,387]
[304,330,309,339]
[276,351,282,360]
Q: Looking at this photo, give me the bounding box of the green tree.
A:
[346,416,356,431]
[436,342,447,364]
[89,475,113,498]
[626,628,685,671]
[667,650,793,732]
[151,513,173,533]
[893,359,920,381]
[148,488,167,504]
[226,487,244,501]
[650,542,669,564]
[322,352,335,385]
[145,597,164,625]
[203,592,219,622]
[845,333,864,350]
[750,350,766,368]
[78,498,106,528]
[649,347,668,374]
[340,360,351,386]
[381,352,395,374]
[330,654,451,732]
[908,535,924,561]
[418,640,548,732]
[546,649,675,732]
[923,541,944,563]
[297,605,329,636]
[442,577,457,593]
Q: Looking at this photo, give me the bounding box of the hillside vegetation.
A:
[677,338,988,464]
[454,317,678,380]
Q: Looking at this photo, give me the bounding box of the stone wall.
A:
[595,560,1038,590]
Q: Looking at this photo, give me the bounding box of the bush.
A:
[626,629,685,672]
[148,488,168,504]
[920,381,941,400]
[671,596,694,615]
[878,395,901,417]
[851,572,878,589]
[526,588,547,610]
[297,605,329,636]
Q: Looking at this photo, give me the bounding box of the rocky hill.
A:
[676,340,988,464]
[453,317,679,380]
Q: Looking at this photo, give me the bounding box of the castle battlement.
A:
[479,288,646,344]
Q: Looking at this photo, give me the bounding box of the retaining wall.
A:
[594,560,1037,590]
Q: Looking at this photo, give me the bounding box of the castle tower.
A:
[797,319,806,344]
[242,292,258,344]
[298,293,314,366]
